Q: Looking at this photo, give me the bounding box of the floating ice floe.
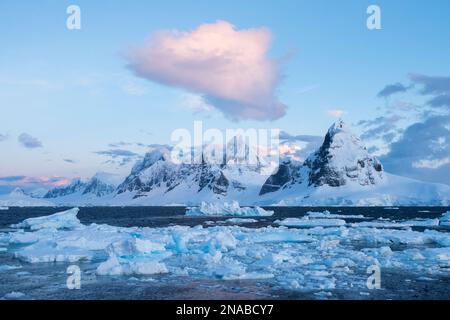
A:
[440,211,450,226]
[351,219,440,229]
[2,208,450,291]
[0,206,9,211]
[11,208,82,231]
[186,201,274,217]
[305,210,367,219]
[2,291,26,300]
[225,218,258,224]
[275,217,346,227]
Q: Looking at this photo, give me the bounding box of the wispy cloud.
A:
[326,109,347,118]
[94,148,141,166]
[377,82,411,98]
[180,93,214,114]
[18,133,43,149]
[0,133,8,142]
[0,175,70,188]
[126,20,287,121]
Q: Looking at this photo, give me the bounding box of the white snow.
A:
[186,201,274,217]
[2,208,449,292]
[305,210,367,219]
[0,188,54,207]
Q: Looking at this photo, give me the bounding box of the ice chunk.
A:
[96,255,168,276]
[12,208,81,230]
[440,211,450,226]
[3,291,26,300]
[275,218,346,227]
[306,210,366,219]
[226,218,258,224]
[0,264,22,272]
[186,201,273,217]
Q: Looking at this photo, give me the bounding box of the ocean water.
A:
[0,206,449,300]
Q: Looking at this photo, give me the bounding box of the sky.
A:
[1,0,450,194]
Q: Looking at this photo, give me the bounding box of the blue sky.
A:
[1,0,450,193]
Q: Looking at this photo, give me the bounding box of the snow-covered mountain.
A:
[43,172,122,205]
[259,120,450,206]
[113,142,269,205]
[10,121,450,206]
[0,188,54,207]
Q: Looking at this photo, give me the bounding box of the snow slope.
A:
[0,188,54,207]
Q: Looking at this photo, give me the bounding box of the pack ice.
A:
[2,208,450,292]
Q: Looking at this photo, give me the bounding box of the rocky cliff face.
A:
[116,140,265,199]
[260,120,384,194]
[45,173,119,199]
[44,179,86,198]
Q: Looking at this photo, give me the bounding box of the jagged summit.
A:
[304,120,383,187]
[10,187,27,197]
[260,120,384,195]
[44,172,120,199]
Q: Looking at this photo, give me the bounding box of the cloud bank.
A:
[126,21,287,121]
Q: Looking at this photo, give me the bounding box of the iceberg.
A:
[11,208,81,231]
[186,201,274,217]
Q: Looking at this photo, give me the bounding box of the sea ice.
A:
[275,217,346,227]
[2,208,450,292]
[186,201,274,217]
[225,218,258,224]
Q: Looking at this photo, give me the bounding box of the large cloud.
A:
[126,21,287,121]
[381,115,450,185]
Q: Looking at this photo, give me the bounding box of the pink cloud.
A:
[126,21,287,121]
[0,176,71,188]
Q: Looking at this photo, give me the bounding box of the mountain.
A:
[0,188,54,207]
[113,142,270,205]
[43,172,122,205]
[44,179,87,199]
[259,120,450,206]
[18,121,450,206]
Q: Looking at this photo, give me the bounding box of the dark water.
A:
[1,206,448,229]
[0,206,449,300]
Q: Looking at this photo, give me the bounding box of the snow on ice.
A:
[1,208,450,291]
[186,201,274,217]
